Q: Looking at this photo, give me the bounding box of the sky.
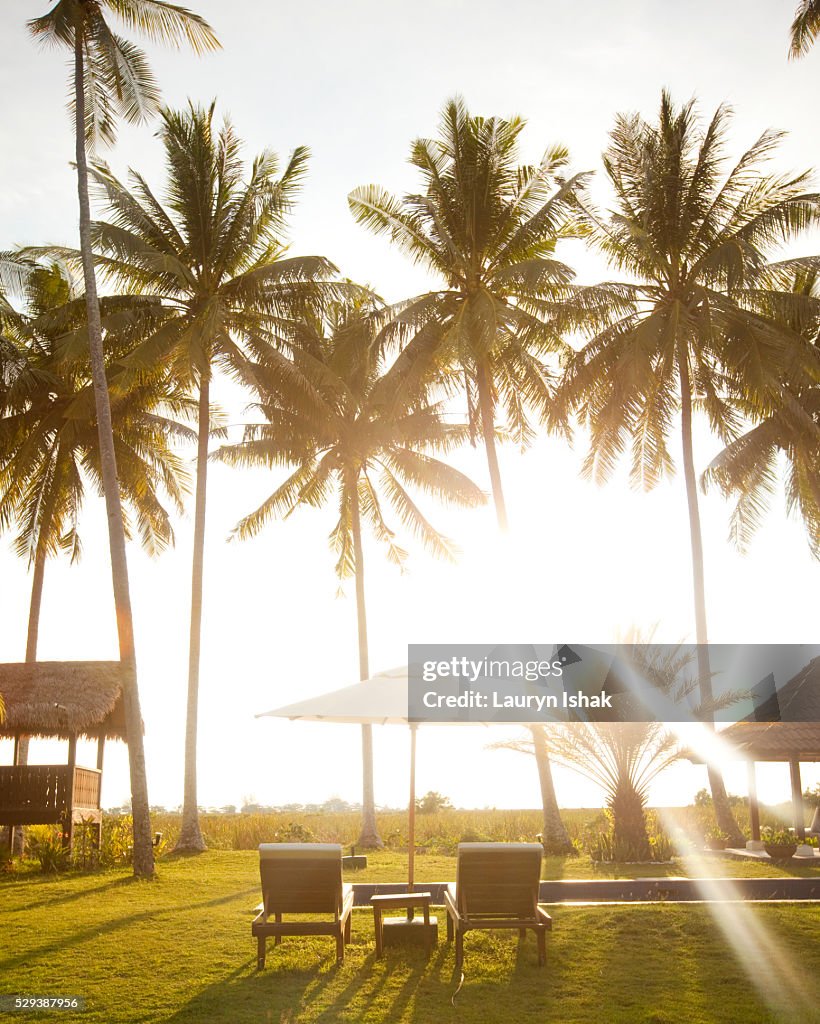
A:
[0,0,818,816]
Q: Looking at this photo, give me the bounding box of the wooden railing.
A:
[73,767,102,810]
[0,765,101,826]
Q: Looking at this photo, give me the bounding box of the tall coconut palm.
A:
[790,1,820,56]
[349,99,583,845]
[215,296,487,848]
[0,262,193,849]
[28,0,219,877]
[83,102,340,851]
[704,268,820,558]
[0,254,37,852]
[558,92,820,844]
[349,97,587,531]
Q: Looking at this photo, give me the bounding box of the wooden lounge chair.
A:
[252,843,354,968]
[444,842,552,971]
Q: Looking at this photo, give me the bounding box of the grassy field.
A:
[143,805,812,854]
[1,851,819,1024]
[150,807,600,852]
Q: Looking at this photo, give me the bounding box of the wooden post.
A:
[95,734,106,852]
[64,734,77,851]
[747,760,760,842]
[789,759,805,841]
[10,735,21,856]
[408,724,417,901]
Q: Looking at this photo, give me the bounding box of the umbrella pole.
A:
[408,723,417,899]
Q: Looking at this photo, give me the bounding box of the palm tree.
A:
[0,254,37,851]
[27,0,219,877]
[349,97,587,531]
[558,92,820,845]
[547,642,693,858]
[215,296,486,848]
[1,261,193,661]
[499,720,677,858]
[703,268,820,558]
[790,1,820,56]
[495,642,693,858]
[0,261,193,850]
[83,102,340,851]
[349,99,584,846]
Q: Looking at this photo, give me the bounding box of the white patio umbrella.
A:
[257,666,428,891]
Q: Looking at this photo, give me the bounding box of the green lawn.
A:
[1,851,819,1024]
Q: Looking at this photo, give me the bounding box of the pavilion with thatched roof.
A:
[0,661,128,849]
[702,656,820,843]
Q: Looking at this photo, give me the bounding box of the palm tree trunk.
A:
[73,33,153,878]
[475,360,508,531]
[11,541,48,855]
[678,347,743,846]
[610,782,650,857]
[176,376,209,852]
[349,473,383,849]
[25,543,47,663]
[530,725,573,854]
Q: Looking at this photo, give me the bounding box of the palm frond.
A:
[789,0,820,57]
[106,0,220,53]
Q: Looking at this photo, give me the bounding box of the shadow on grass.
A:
[541,855,579,880]
[162,945,442,1024]
[164,905,820,1024]
[560,903,819,1024]
[2,873,137,913]
[0,886,258,975]
[162,929,573,1024]
[162,849,212,862]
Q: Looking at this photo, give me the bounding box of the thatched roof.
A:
[746,655,820,723]
[0,662,128,740]
[717,722,820,761]
[706,656,820,762]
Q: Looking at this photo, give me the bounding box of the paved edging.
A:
[349,877,820,906]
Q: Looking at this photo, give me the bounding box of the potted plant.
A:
[704,826,729,851]
[762,828,798,861]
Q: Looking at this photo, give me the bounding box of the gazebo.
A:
[714,655,820,843]
[0,661,127,850]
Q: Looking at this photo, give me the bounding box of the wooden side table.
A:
[371,891,437,956]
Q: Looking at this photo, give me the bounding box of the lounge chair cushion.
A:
[259,843,342,859]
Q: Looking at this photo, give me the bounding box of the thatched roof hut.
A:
[0,661,127,740]
[702,655,820,842]
[720,655,820,761]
